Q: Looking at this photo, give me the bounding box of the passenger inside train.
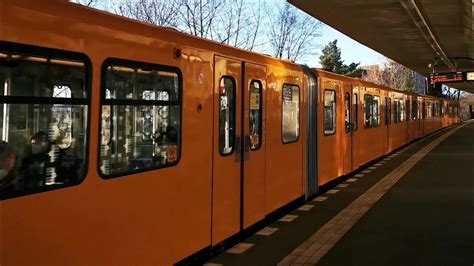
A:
[0,48,88,196]
[0,141,17,191]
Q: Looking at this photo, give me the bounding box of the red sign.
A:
[430,72,463,84]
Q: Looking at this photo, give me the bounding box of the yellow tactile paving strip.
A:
[312,196,327,202]
[256,227,279,236]
[226,243,254,254]
[278,123,467,266]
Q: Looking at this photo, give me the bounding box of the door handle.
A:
[244,136,250,152]
[235,136,241,162]
[243,135,250,160]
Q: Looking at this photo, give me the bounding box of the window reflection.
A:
[100,61,181,177]
[249,80,262,150]
[219,77,235,155]
[324,90,336,135]
[0,49,88,196]
[282,84,300,142]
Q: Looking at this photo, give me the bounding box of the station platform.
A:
[205,121,474,266]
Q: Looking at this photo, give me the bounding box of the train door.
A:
[212,55,243,244]
[351,87,360,169]
[406,96,413,142]
[384,96,391,153]
[415,98,421,138]
[242,62,266,229]
[343,84,352,173]
[211,56,267,244]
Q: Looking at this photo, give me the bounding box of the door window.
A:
[385,97,391,125]
[323,90,336,135]
[249,80,262,150]
[353,93,358,131]
[282,84,299,143]
[219,77,236,155]
[344,92,350,132]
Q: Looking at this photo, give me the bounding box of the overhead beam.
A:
[399,0,457,72]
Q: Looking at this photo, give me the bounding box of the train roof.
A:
[314,69,457,102]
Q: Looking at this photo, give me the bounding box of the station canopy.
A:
[289,0,474,93]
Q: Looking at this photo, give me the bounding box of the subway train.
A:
[0,1,460,265]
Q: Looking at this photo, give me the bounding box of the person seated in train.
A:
[166,125,178,145]
[21,131,79,187]
[20,131,56,188]
[0,141,18,192]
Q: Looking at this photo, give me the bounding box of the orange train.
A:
[0,1,460,265]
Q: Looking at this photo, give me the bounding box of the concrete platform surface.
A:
[205,121,474,266]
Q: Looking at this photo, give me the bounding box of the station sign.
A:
[429,71,474,84]
[429,72,463,84]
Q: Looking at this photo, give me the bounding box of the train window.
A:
[100,59,182,177]
[323,90,336,135]
[0,43,89,199]
[394,99,405,123]
[344,93,350,132]
[412,100,417,120]
[394,100,399,122]
[249,80,262,150]
[282,84,300,143]
[364,94,380,128]
[426,102,432,118]
[219,77,236,154]
[406,99,410,121]
[353,93,358,131]
[385,97,391,125]
[422,101,426,119]
[418,101,423,119]
[400,100,405,121]
[364,94,371,127]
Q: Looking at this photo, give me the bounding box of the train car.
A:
[0,1,461,265]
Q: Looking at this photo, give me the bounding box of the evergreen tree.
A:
[319,40,342,72]
[319,40,363,78]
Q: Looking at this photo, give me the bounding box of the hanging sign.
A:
[429,72,463,84]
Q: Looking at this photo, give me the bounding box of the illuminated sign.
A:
[430,72,463,84]
[467,72,474,81]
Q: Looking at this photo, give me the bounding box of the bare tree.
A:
[112,0,180,28]
[212,0,264,50]
[361,65,383,84]
[245,0,264,51]
[101,0,265,51]
[381,59,414,90]
[363,59,426,92]
[266,2,322,61]
[72,0,319,60]
[176,0,224,39]
[460,92,474,120]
